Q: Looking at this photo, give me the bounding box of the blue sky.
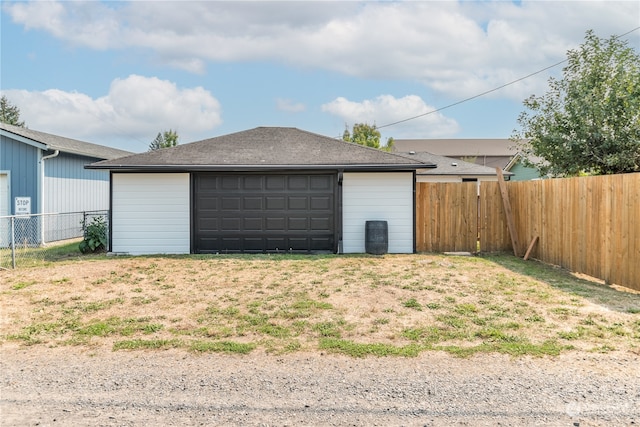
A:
[1,1,639,153]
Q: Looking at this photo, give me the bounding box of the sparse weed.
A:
[402,298,422,311]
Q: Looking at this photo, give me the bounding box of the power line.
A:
[377,26,640,131]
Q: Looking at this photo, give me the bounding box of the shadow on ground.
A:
[482,254,640,314]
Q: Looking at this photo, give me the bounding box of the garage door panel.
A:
[310,218,331,230]
[221,176,240,190]
[243,217,263,230]
[266,176,285,190]
[194,173,336,253]
[310,175,332,190]
[266,237,286,249]
[266,217,285,230]
[243,197,262,210]
[288,197,307,209]
[311,237,332,250]
[197,177,218,191]
[199,218,219,231]
[289,237,310,250]
[288,176,307,190]
[222,197,240,210]
[243,176,263,190]
[243,238,264,252]
[221,217,241,231]
[310,196,331,210]
[199,197,218,210]
[266,197,285,210]
[288,217,308,230]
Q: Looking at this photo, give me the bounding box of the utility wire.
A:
[377,26,640,131]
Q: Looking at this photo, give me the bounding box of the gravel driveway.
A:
[1,347,638,426]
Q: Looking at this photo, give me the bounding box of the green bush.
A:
[79,216,107,253]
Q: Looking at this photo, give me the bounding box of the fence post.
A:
[83,211,87,239]
[40,213,45,246]
[11,216,16,269]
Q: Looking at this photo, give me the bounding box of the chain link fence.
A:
[0,211,108,269]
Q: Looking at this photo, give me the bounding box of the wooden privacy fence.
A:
[416,173,640,291]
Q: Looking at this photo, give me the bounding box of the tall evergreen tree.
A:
[0,96,26,127]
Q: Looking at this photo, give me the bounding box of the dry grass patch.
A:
[1,251,639,357]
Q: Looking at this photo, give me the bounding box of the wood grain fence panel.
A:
[514,174,639,291]
[479,182,511,252]
[415,182,477,252]
[609,173,639,288]
[510,180,541,259]
[417,174,639,291]
[631,173,640,288]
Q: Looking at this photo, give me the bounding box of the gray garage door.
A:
[193,173,337,254]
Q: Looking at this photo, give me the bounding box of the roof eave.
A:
[85,163,435,172]
[0,129,49,150]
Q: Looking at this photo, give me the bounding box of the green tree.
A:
[512,30,640,176]
[342,123,394,152]
[149,129,179,151]
[0,95,26,127]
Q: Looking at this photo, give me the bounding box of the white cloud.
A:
[321,95,459,139]
[2,75,222,151]
[5,1,120,50]
[276,98,306,113]
[4,1,638,101]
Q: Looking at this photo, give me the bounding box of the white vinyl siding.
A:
[112,173,190,255]
[342,172,414,254]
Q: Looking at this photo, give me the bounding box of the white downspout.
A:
[40,150,59,244]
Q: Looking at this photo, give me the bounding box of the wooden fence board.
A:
[415,182,477,252]
[479,182,511,252]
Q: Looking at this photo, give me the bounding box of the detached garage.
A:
[87,127,433,255]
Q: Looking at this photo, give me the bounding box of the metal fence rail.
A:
[0,210,108,269]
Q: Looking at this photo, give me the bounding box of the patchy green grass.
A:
[0,240,107,269]
[113,339,183,351]
[319,338,422,358]
[2,253,639,357]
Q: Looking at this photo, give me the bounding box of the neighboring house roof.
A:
[396,151,513,176]
[394,138,519,156]
[87,127,436,172]
[0,122,132,160]
[394,138,520,169]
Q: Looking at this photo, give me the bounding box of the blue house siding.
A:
[1,123,132,247]
[509,161,542,181]
[44,153,110,213]
[0,135,40,214]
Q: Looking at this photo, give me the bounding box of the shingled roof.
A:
[87,127,435,172]
[396,151,512,176]
[0,122,132,160]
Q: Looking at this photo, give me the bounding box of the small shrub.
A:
[79,216,107,253]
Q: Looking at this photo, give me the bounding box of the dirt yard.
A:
[2,253,639,355]
[2,253,639,425]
